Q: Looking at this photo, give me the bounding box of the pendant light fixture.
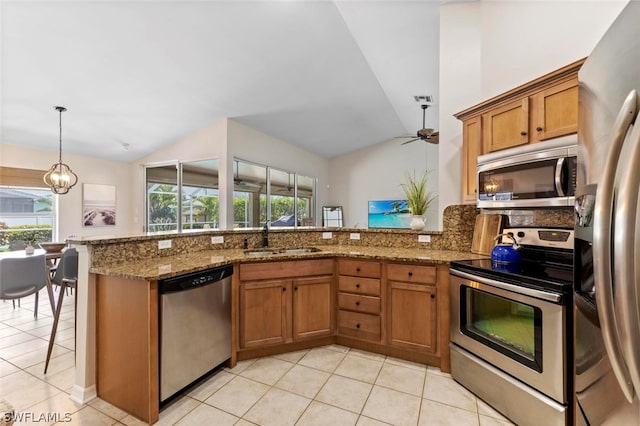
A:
[43,106,78,194]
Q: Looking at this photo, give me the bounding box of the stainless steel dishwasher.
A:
[159,264,232,403]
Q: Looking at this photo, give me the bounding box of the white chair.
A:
[0,254,55,318]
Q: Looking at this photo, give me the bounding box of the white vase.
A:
[25,243,35,255]
[410,215,425,230]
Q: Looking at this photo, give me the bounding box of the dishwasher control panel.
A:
[159,264,233,294]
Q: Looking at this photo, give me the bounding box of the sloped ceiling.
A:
[0,1,440,162]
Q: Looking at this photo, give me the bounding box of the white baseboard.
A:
[69,385,97,405]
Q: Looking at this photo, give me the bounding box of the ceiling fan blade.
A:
[401,138,420,145]
[393,135,415,139]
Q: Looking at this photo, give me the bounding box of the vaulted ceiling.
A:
[1,1,440,162]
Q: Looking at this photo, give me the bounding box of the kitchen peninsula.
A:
[68,205,484,424]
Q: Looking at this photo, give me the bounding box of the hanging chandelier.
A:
[43,106,78,194]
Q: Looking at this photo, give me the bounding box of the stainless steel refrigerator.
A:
[575,1,640,424]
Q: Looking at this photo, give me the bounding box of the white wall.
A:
[438,0,627,225]
[0,143,135,239]
[328,138,438,229]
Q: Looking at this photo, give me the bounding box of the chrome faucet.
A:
[262,221,270,247]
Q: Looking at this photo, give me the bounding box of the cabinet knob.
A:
[356,283,360,288]
[356,267,361,273]
[294,286,298,291]
[282,287,286,292]
[536,126,543,132]
[408,272,413,277]
[430,294,435,299]
[520,131,527,136]
[356,323,361,329]
[355,301,360,306]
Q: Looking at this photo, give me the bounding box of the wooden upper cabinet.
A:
[462,115,481,202]
[455,58,584,203]
[483,98,530,153]
[530,77,578,142]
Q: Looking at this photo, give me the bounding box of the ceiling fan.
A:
[233,160,262,189]
[396,104,439,145]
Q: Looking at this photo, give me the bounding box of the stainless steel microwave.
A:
[477,136,577,208]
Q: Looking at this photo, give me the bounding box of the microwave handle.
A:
[554,157,565,197]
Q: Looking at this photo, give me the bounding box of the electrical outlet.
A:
[158,239,172,249]
[418,235,431,243]
[211,236,224,244]
[350,233,361,240]
[322,232,333,239]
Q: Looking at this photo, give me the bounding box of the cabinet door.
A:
[531,78,578,142]
[388,281,437,353]
[292,275,334,340]
[240,279,288,348]
[483,98,529,153]
[462,116,481,202]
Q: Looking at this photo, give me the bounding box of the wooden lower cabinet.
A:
[388,281,437,353]
[240,279,288,348]
[238,259,335,351]
[292,276,333,340]
[387,263,438,354]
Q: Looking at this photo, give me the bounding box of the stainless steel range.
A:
[449,227,574,426]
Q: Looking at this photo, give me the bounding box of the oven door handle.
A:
[593,89,638,402]
[450,270,561,303]
[613,105,640,398]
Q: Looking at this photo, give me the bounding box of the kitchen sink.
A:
[243,247,320,256]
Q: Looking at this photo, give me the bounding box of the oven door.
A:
[450,270,566,403]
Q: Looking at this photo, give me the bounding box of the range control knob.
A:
[517,231,525,238]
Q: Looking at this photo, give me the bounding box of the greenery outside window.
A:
[0,186,54,251]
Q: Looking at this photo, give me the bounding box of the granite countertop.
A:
[90,245,488,281]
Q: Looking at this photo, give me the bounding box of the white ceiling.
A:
[1,1,440,162]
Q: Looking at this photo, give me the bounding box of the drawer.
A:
[338,276,380,296]
[338,292,380,314]
[338,259,381,279]
[387,263,436,284]
[239,258,334,281]
[338,310,380,342]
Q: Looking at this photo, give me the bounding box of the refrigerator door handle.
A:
[614,111,640,398]
[593,89,638,403]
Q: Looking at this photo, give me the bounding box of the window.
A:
[0,186,54,251]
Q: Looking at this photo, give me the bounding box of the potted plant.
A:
[401,170,437,230]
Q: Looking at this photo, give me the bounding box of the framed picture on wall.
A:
[368,199,411,229]
[83,183,116,227]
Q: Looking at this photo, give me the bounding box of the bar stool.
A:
[44,248,77,374]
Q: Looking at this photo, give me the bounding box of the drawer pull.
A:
[356,267,361,272]
[356,283,360,288]
[356,323,361,329]
[430,294,435,299]
[408,272,413,277]
[355,301,360,306]
[536,126,543,132]
[520,131,527,136]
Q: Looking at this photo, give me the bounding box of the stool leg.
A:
[44,282,66,374]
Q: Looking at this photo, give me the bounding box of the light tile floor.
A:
[0,288,515,425]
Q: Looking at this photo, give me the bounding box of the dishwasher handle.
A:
[159,264,233,294]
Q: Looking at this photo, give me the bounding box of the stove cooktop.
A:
[450,257,573,294]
